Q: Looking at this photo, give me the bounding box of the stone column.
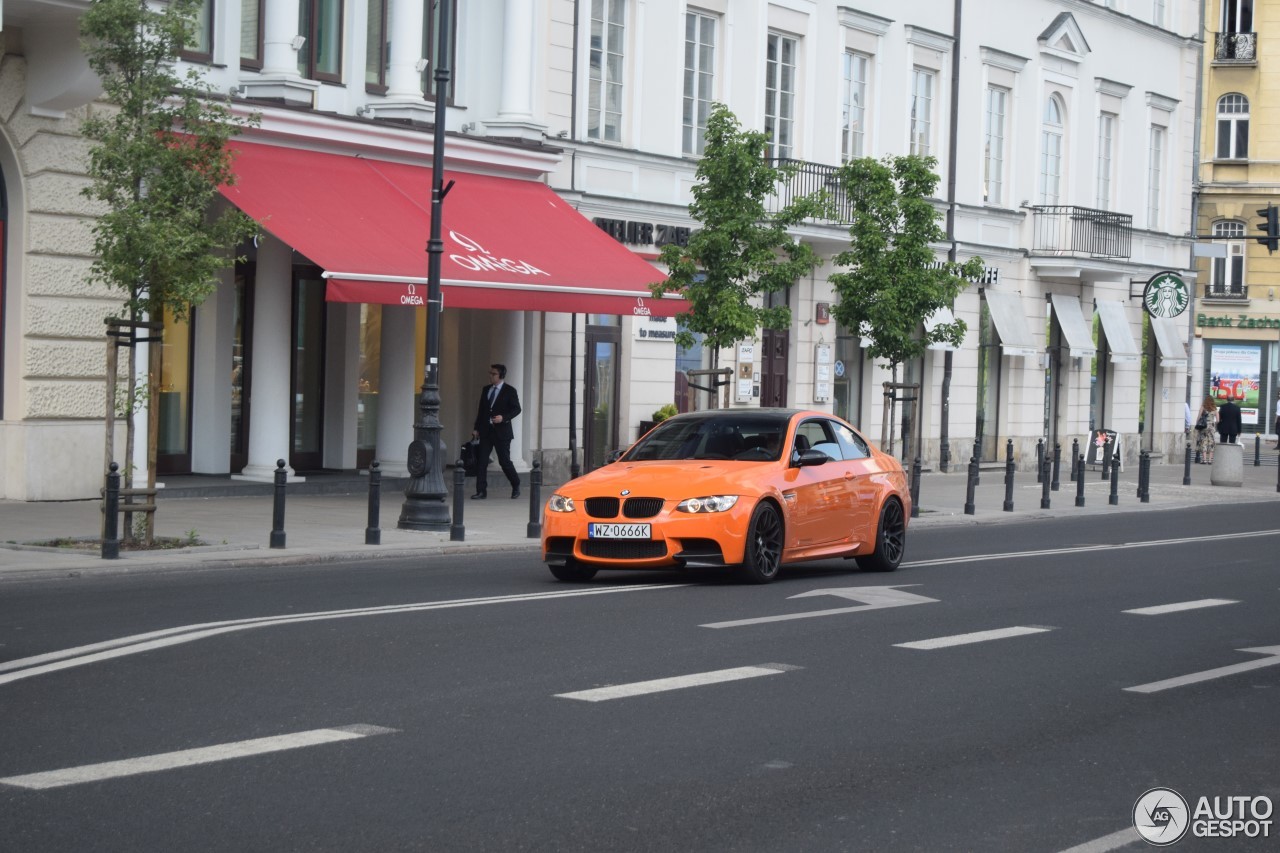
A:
[261,0,301,75]
[485,0,546,140]
[234,235,303,482]
[385,0,428,101]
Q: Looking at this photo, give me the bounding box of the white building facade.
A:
[0,0,1201,501]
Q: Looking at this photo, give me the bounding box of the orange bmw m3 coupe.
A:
[542,409,910,583]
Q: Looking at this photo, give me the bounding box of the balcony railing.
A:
[1030,205,1132,259]
[1203,286,1248,301]
[1214,32,1257,63]
[765,158,857,226]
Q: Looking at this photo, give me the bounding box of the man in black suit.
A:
[472,363,522,499]
[1217,398,1243,444]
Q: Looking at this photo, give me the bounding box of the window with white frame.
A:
[1096,112,1116,209]
[842,51,869,161]
[1211,221,1246,295]
[1153,0,1166,26]
[588,0,625,142]
[1038,95,1064,205]
[683,11,716,156]
[1147,125,1165,229]
[1216,94,1250,159]
[983,86,1007,205]
[765,32,797,159]
[909,68,934,156]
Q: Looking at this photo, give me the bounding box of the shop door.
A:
[290,275,327,472]
[230,268,254,473]
[584,322,620,472]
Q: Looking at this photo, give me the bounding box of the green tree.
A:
[828,154,983,368]
[81,0,258,540]
[652,104,822,391]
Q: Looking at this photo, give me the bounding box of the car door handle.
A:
[844,471,855,480]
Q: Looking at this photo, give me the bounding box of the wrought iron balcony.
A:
[1214,32,1256,63]
[1030,205,1132,259]
[1202,286,1248,301]
[765,158,857,226]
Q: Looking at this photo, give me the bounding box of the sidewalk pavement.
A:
[2,449,1278,581]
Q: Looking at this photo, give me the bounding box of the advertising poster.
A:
[1209,345,1262,425]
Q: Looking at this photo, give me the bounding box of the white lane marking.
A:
[903,529,1280,569]
[0,584,689,688]
[1056,826,1142,853]
[1123,598,1238,616]
[0,724,396,790]
[1124,645,1280,694]
[556,664,798,702]
[701,585,939,629]
[894,626,1054,650]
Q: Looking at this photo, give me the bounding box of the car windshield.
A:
[624,414,788,462]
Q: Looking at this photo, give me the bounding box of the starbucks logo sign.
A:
[1143,271,1189,318]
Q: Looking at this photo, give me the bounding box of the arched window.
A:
[1216,94,1249,160]
[1039,95,1064,205]
[1210,220,1246,297]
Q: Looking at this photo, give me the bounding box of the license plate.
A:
[588,522,651,540]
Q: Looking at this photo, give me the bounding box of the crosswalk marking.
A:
[1123,598,1238,616]
[894,626,1054,650]
[556,664,798,702]
[0,725,396,790]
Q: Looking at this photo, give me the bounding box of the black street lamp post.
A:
[399,0,454,531]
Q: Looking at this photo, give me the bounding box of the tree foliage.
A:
[81,0,258,322]
[652,104,822,362]
[828,155,983,370]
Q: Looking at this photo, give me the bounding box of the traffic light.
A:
[1256,204,1279,253]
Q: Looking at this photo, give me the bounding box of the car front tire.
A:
[740,502,783,584]
[856,498,905,573]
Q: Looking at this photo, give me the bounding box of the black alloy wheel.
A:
[856,498,905,572]
[741,503,784,583]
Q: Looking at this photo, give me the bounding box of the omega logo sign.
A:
[448,230,550,277]
[400,283,425,306]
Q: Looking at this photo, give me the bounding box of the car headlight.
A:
[547,494,576,513]
[676,495,739,514]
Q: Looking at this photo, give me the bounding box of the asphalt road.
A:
[1,504,1277,852]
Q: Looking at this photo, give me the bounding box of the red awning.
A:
[218,140,685,317]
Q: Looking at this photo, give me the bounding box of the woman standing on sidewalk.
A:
[1196,395,1219,464]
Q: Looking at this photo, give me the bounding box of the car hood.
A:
[559,461,772,498]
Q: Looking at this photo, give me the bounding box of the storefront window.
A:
[833,326,864,428]
[357,304,382,466]
[674,322,704,413]
[158,306,192,459]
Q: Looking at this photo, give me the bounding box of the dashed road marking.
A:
[1122,598,1238,616]
[556,664,799,702]
[894,626,1055,650]
[0,724,396,790]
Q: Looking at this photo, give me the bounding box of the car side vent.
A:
[622,498,664,518]
[584,497,621,518]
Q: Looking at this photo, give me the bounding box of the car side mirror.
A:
[791,448,830,468]
[607,449,624,464]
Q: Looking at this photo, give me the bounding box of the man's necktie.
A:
[488,386,497,408]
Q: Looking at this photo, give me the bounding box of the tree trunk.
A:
[145,325,161,546]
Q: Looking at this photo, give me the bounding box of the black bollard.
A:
[1183,442,1192,486]
[1051,443,1061,492]
[1035,438,1044,483]
[1255,434,1261,467]
[1075,455,1086,507]
[1003,439,1015,512]
[1040,454,1051,509]
[365,461,382,545]
[102,462,121,560]
[909,457,922,519]
[1070,438,1079,482]
[1101,439,1112,481]
[972,437,982,487]
[527,460,543,538]
[1108,453,1120,506]
[270,459,287,549]
[1139,451,1151,503]
[964,456,978,515]
[1276,444,1280,493]
[451,459,466,542]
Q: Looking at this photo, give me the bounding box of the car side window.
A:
[796,420,839,459]
[835,423,871,460]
